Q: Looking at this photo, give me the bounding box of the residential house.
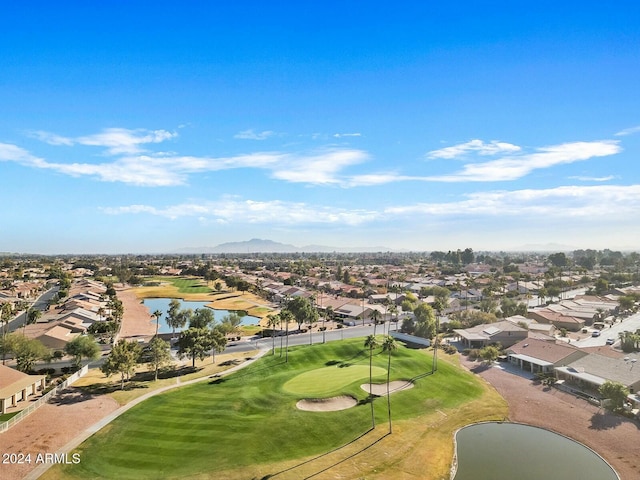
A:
[0,364,46,414]
[505,338,587,375]
[454,320,528,349]
[556,353,640,396]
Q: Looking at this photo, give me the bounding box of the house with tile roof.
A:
[506,338,588,375]
[454,320,528,349]
[0,364,46,414]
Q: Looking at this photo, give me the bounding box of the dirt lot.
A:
[461,357,640,480]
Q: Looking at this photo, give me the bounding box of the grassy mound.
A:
[48,338,500,480]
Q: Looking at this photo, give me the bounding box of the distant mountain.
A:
[176,238,393,254]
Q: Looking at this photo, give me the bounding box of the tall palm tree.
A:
[364,334,379,429]
[266,314,279,355]
[280,309,293,362]
[153,309,163,336]
[325,306,334,343]
[370,309,381,336]
[381,335,398,433]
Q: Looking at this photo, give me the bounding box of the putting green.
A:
[283,365,386,396]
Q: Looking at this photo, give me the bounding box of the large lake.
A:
[453,422,618,480]
[142,298,261,334]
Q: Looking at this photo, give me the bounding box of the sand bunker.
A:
[360,381,414,396]
[296,395,358,412]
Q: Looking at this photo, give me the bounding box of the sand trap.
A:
[360,381,414,396]
[296,395,358,412]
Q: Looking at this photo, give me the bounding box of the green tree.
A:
[209,326,227,364]
[177,327,212,367]
[548,252,569,268]
[284,296,316,332]
[189,308,215,329]
[3,333,50,372]
[219,312,243,337]
[599,381,629,411]
[165,299,183,337]
[364,334,380,429]
[27,308,42,325]
[479,345,500,364]
[413,303,436,339]
[64,335,100,368]
[144,336,172,381]
[381,335,398,433]
[1,302,13,364]
[101,339,142,389]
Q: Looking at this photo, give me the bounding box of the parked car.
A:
[591,330,601,337]
[606,338,615,345]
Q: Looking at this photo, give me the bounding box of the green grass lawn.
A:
[52,339,487,479]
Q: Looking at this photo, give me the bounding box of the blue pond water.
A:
[453,422,618,480]
[142,298,260,334]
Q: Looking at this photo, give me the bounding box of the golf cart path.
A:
[24,347,269,480]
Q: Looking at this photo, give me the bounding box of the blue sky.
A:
[2,2,640,254]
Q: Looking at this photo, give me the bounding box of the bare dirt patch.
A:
[461,357,640,480]
[361,380,414,396]
[296,395,358,412]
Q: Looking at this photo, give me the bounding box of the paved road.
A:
[575,310,640,348]
[6,286,59,332]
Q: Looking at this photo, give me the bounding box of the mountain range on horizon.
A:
[175,238,395,254]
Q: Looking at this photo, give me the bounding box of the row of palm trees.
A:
[365,334,398,433]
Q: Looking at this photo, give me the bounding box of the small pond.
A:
[453,422,618,480]
[142,298,261,334]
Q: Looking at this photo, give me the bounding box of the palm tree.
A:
[152,309,163,336]
[280,309,293,362]
[388,303,398,332]
[364,334,380,429]
[381,335,398,433]
[266,314,279,355]
[324,306,333,343]
[370,309,381,336]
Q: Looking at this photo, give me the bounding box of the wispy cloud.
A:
[29,128,177,155]
[333,133,361,138]
[102,197,379,225]
[102,184,640,226]
[426,139,521,159]
[614,125,640,137]
[426,140,621,182]
[270,148,368,184]
[384,184,640,218]
[2,135,367,186]
[568,175,616,182]
[234,129,276,140]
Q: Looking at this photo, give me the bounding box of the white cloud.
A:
[426,140,621,182]
[384,184,640,218]
[102,184,640,227]
[333,133,362,138]
[75,128,177,155]
[426,139,521,159]
[568,175,616,182]
[234,129,276,140]
[29,128,177,155]
[28,131,74,146]
[103,198,380,225]
[270,148,369,185]
[614,125,640,136]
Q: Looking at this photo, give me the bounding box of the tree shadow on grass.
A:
[262,427,389,479]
